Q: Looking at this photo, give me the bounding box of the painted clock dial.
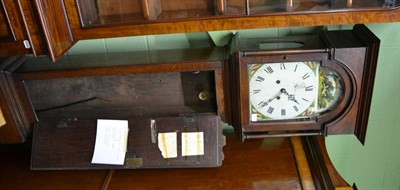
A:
[249,62,319,121]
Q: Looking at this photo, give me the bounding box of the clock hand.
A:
[257,89,284,108]
[282,89,300,104]
[267,88,286,103]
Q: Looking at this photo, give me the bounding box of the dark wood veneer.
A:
[0,0,399,61]
[302,136,353,190]
[228,25,380,142]
[0,56,35,143]
[0,0,31,55]
[31,115,225,170]
[33,0,74,61]
[0,132,355,189]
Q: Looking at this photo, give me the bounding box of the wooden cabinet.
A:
[32,0,74,61]
[75,0,247,27]
[62,0,400,61]
[0,0,31,55]
[0,0,46,57]
[0,0,400,61]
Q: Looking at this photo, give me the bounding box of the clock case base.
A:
[228,24,380,143]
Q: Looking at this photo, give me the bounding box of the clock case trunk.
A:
[10,47,227,170]
[228,24,380,143]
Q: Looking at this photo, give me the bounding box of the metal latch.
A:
[23,40,31,49]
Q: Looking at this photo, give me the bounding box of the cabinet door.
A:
[74,0,246,28]
[34,0,74,61]
[0,0,31,55]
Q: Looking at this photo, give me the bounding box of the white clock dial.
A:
[249,62,318,120]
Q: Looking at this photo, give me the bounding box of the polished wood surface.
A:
[0,0,31,55]
[0,131,354,189]
[14,47,228,122]
[302,136,353,190]
[0,56,35,144]
[31,115,225,170]
[0,5,8,37]
[15,47,225,75]
[25,73,216,119]
[291,136,316,190]
[0,133,302,190]
[228,25,380,143]
[33,0,74,61]
[0,142,109,190]
[17,0,47,56]
[104,134,302,190]
[64,0,400,41]
[315,137,353,189]
[1,0,399,60]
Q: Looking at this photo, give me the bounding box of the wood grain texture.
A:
[0,142,109,190]
[24,73,217,119]
[0,0,31,56]
[62,0,400,41]
[0,130,349,190]
[351,24,380,145]
[0,41,30,55]
[0,56,34,143]
[0,133,307,190]
[0,3,9,37]
[322,25,380,144]
[107,134,302,190]
[34,0,73,61]
[12,47,228,131]
[31,115,225,170]
[302,136,353,190]
[227,25,380,142]
[315,136,354,189]
[17,0,46,56]
[1,0,24,40]
[291,136,316,190]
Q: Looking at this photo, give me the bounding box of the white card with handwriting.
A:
[91,119,129,165]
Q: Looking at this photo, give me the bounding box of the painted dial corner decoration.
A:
[249,61,344,122]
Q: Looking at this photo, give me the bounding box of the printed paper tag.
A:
[158,132,177,159]
[182,132,204,156]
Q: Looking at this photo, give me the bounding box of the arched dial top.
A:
[249,61,343,122]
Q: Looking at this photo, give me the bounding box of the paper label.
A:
[158,132,177,159]
[251,114,258,122]
[91,119,129,165]
[182,132,204,156]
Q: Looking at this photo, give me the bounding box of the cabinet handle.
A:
[23,40,31,49]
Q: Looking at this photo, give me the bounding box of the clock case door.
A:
[228,24,380,143]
